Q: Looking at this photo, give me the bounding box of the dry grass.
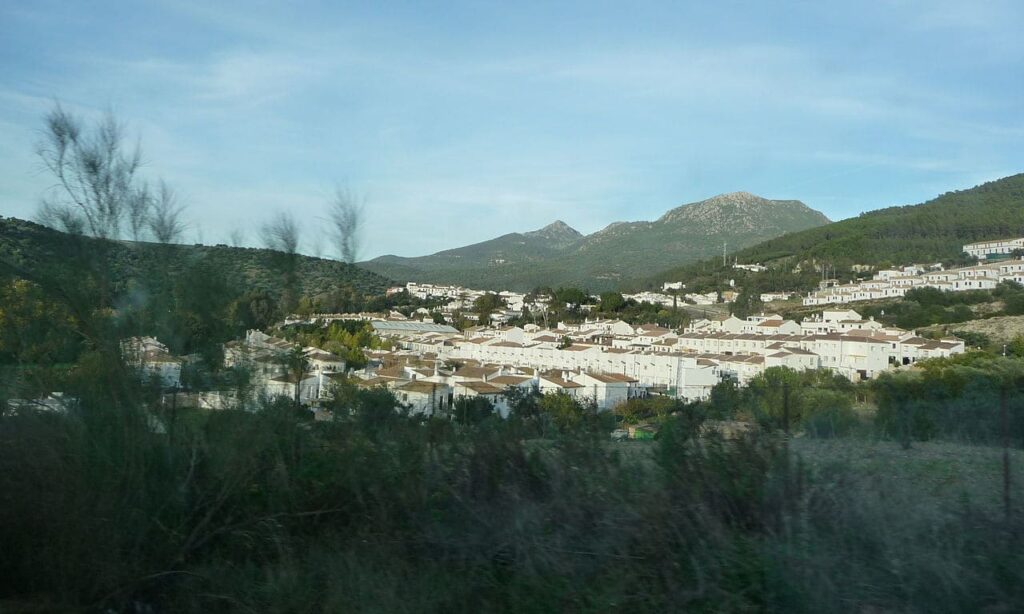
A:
[792,437,1024,514]
[923,313,1024,344]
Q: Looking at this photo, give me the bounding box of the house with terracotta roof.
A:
[265,372,320,404]
[395,380,450,415]
[571,371,639,410]
[304,348,346,373]
[453,381,510,417]
[538,371,585,398]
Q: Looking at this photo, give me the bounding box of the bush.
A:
[804,404,860,438]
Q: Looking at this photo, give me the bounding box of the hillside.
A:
[363,192,829,291]
[646,173,1024,288]
[0,216,392,301]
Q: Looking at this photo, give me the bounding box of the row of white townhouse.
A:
[804,259,1024,306]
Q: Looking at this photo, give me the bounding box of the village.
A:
[100,236,1024,422]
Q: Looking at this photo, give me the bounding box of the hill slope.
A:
[645,173,1024,288]
[0,216,392,300]
[363,192,829,291]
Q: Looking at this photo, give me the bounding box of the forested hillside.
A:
[645,173,1024,289]
[0,216,394,364]
[364,192,829,292]
[0,216,391,304]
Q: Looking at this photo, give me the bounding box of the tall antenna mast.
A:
[722,241,727,266]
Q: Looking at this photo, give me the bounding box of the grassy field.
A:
[791,438,1024,515]
[612,435,1024,515]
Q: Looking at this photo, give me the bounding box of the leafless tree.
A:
[228,228,246,248]
[126,184,151,241]
[260,211,300,255]
[328,187,364,263]
[148,180,187,244]
[308,227,326,259]
[260,211,301,312]
[36,104,143,240]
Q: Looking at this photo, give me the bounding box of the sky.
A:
[1,0,1023,260]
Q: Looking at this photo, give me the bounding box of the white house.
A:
[305,348,346,373]
[395,381,449,415]
[538,372,585,398]
[571,371,639,411]
[964,237,1024,260]
[453,381,510,417]
[264,373,319,404]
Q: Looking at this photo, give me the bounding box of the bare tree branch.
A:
[260,211,301,312]
[35,104,143,240]
[309,227,324,258]
[228,228,246,248]
[260,211,300,255]
[328,187,364,264]
[126,183,152,242]
[148,180,187,244]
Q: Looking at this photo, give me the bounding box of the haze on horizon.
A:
[1,0,1022,260]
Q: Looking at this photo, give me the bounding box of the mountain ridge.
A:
[642,173,1024,289]
[362,192,830,291]
[0,215,393,301]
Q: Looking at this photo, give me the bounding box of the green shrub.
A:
[804,404,860,438]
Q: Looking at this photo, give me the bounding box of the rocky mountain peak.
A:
[656,192,826,227]
[525,220,583,243]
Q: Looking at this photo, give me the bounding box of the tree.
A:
[730,289,763,319]
[707,378,741,419]
[540,391,587,432]
[453,396,494,425]
[745,367,802,429]
[126,183,151,241]
[36,104,144,240]
[261,211,300,255]
[554,287,589,308]
[615,396,676,425]
[228,228,246,248]
[472,293,504,324]
[284,346,309,407]
[147,181,187,244]
[260,211,301,313]
[329,187,365,264]
[599,292,625,313]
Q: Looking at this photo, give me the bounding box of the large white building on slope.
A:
[963,237,1024,260]
[803,258,1024,306]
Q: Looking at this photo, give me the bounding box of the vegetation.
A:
[6,357,1024,610]
[501,287,691,330]
[278,320,391,370]
[647,173,1024,291]
[365,193,829,292]
[0,216,391,315]
[5,106,1024,612]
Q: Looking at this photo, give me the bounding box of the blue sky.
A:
[1,1,1022,259]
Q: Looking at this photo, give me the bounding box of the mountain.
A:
[0,216,392,301]
[363,192,830,292]
[523,220,585,245]
[645,173,1024,287]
